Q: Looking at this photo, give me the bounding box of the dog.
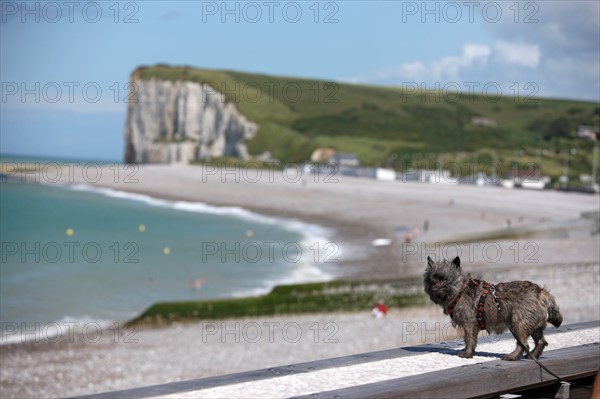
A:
[423,256,563,360]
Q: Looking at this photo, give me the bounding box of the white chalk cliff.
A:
[124,76,258,164]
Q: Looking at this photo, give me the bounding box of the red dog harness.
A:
[447,279,501,330]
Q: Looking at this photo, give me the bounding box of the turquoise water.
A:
[0,179,335,339]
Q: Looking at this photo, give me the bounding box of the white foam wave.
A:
[67,184,334,238]
[69,184,171,208]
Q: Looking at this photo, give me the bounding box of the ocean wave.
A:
[68,184,335,238]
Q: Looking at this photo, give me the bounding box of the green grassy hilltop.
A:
[137,65,599,184]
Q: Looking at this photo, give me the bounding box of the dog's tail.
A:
[541,289,563,327]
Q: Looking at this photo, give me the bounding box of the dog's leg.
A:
[529,328,548,359]
[458,323,478,358]
[504,327,529,361]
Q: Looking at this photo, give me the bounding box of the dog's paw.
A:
[502,355,518,361]
[458,350,473,358]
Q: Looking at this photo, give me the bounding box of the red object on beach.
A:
[376,303,388,315]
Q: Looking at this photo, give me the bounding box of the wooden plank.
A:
[70,347,421,399]
[71,321,599,399]
[300,343,600,399]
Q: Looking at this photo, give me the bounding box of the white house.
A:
[375,168,396,181]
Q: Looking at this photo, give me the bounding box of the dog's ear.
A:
[452,256,461,268]
[427,256,434,267]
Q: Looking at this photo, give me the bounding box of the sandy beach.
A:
[1,163,599,398]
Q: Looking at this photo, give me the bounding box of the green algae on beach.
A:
[125,278,428,327]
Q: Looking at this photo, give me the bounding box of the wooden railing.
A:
[73,320,599,399]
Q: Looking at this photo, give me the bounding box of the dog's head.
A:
[423,256,464,305]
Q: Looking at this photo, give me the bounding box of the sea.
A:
[0,155,339,343]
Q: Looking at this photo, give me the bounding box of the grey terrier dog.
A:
[424,256,562,360]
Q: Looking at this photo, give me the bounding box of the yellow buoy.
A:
[163,247,171,255]
[66,228,74,236]
[139,224,146,233]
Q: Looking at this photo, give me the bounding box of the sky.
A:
[1,0,599,161]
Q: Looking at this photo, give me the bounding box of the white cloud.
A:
[430,56,461,80]
[378,43,491,82]
[428,44,490,80]
[493,41,541,69]
[462,44,491,65]
[375,40,543,87]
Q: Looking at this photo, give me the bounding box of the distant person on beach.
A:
[505,219,512,228]
[423,219,429,233]
[371,300,388,318]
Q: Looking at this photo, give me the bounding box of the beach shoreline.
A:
[13,163,584,274]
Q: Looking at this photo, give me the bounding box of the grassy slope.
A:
[137,65,599,184]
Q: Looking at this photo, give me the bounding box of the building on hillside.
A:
[507,169,550,190]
